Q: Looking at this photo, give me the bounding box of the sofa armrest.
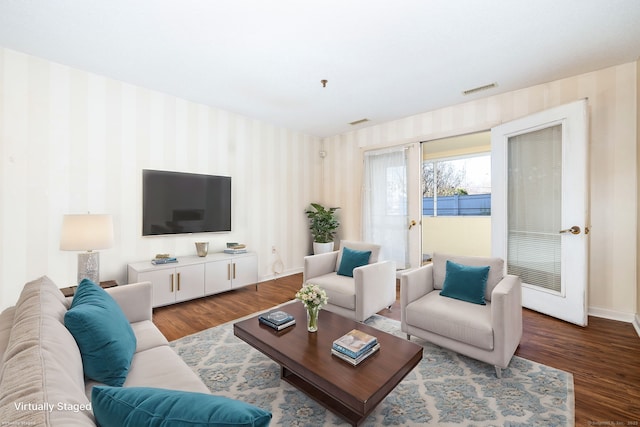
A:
[303,251,339,282]
[105,282,152,324]
[490,274,523,365]
[354,260,396,321]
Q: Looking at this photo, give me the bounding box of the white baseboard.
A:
[634,314,640,338]
[588,306,636,323]
[258,267,303,284]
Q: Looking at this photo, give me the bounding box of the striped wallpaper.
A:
[1,46,638,319]
[323,61,639,320]
[0,47,322,309]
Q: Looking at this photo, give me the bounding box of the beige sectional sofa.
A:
[0,276,210,426]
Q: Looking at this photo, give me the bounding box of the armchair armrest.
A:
[354,260,396,321]
[303,251,339,282]
[490,274,523,366]
[105,281,152,324]
[400,264,434,308]
[400,264,434,329]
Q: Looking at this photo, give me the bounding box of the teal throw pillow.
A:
[91,386,273,427]
[440,260,490,305]
[337,247,372,277]
[64,279,136,386]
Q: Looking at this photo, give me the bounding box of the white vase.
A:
[313,241,334,254]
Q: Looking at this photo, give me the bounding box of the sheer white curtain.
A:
[362,146,409,269]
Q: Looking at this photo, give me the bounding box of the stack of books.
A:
[224,243,247,254]
[332,329,380,365]
[258,310,296,331]
[151,254,178,265]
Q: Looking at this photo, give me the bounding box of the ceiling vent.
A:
[462,82,497,96]
[349,118,370,126]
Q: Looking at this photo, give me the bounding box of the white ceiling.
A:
[1,1,639,138]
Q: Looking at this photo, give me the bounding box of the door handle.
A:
[559,226,581,235]
[408,219,417,230]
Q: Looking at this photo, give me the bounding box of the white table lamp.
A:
[60,214,114,284]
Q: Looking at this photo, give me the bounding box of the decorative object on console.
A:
[305,203,340,254]
[295,283,328,332]
[151,254,177,265]
[195,242,209,257]
[60,214,114,284]
[224,243,247,254]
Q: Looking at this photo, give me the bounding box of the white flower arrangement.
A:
[295,284,328,310]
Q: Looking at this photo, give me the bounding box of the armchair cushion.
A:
[306,273,356,310]
[405,292,494,351]
[440,260,489,305]
[337,247,371,277]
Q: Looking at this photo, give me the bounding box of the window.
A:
[422,154,491,216]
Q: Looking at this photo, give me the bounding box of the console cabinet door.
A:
[174,264,205,303]
[205,260,232,295]
[230,255,258,289]
[138,268,177,307]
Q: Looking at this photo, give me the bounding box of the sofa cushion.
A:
[0,276,93,426]
[405,291,494,351]
[130,320,169,353]
[307,272,356,310]
[92,386,272,427]
[64,279,136,387]
[440,260,489,305]
[337,247,372,277]
[432,253,504,301]
[85,345,211,397]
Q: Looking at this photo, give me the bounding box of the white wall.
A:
[323,62,639,321]
[0,48,323,310]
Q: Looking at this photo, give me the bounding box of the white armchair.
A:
[303,241,396,322]
[400,253,522,377]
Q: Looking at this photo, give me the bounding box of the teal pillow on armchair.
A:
[337,247,372,277]
[440,260,490,305]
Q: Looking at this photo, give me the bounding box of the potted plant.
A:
[305,203,340,254]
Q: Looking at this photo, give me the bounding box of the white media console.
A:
[127,252,258,308]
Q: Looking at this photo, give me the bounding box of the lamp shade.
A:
[60,214,114,251]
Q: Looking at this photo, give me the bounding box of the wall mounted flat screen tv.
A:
[142,169,231,236]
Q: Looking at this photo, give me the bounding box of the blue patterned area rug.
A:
[169,312,574,426]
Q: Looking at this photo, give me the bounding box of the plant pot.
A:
[313,241,334,254]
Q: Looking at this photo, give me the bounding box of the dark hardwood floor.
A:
[153,273,640,426]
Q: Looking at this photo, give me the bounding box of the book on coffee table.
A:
[332,329,378,359]
[332,343,380,366]
[258,310,296,331]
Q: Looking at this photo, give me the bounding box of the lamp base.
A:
[77,251,100,284]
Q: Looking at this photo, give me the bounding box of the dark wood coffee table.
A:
[233,301,423,426]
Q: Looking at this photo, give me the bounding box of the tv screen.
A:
[142,169,231,236]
